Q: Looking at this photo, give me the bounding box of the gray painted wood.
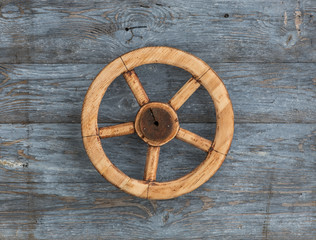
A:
[1,0,315,239]
[0,182,315,239]
[0,123,315,239]
[0,0,315,64]
[0,63,315,124]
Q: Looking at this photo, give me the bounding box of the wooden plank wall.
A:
[0,0,315,239]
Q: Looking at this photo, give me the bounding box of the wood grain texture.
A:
[0,63,315,124]
[0,182,315,240]
[0,0,315,64]
[123,70,149,106]
[99,122,135,139]
[0,0,315,237]
[81,47,233,199]
[0,123,315,238]
[0,123,314,183]
[169,77,201,111]
[144,146,160,181]
[176,127,213,152]
[134,102,180,147]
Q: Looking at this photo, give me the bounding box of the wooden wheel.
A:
[81,46,234,200]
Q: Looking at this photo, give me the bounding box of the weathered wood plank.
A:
[0,0,315,238]
[0,123,315,239]
[0,0,315,64]
[0,181,315,239]
[0,123,314,184]
[0,63,315,124]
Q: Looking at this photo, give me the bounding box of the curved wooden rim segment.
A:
[81,46,234,200]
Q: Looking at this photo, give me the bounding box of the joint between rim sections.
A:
[82,134,98,138]
[207,142,227,156]
[119,56,129,71]
[194,67,212,84]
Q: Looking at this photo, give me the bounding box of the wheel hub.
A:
[135,102,179,146]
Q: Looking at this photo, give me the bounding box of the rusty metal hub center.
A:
[135,102,179,146]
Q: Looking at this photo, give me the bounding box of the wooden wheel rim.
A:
[81,46,234,200]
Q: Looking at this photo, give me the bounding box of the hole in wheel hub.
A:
[135,102,179,146]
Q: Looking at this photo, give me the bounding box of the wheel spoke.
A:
[168,77,200,111]
[144,146,160,181]
[99,122,135,139]
[176,128,212,152]
[123,70,149,106]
